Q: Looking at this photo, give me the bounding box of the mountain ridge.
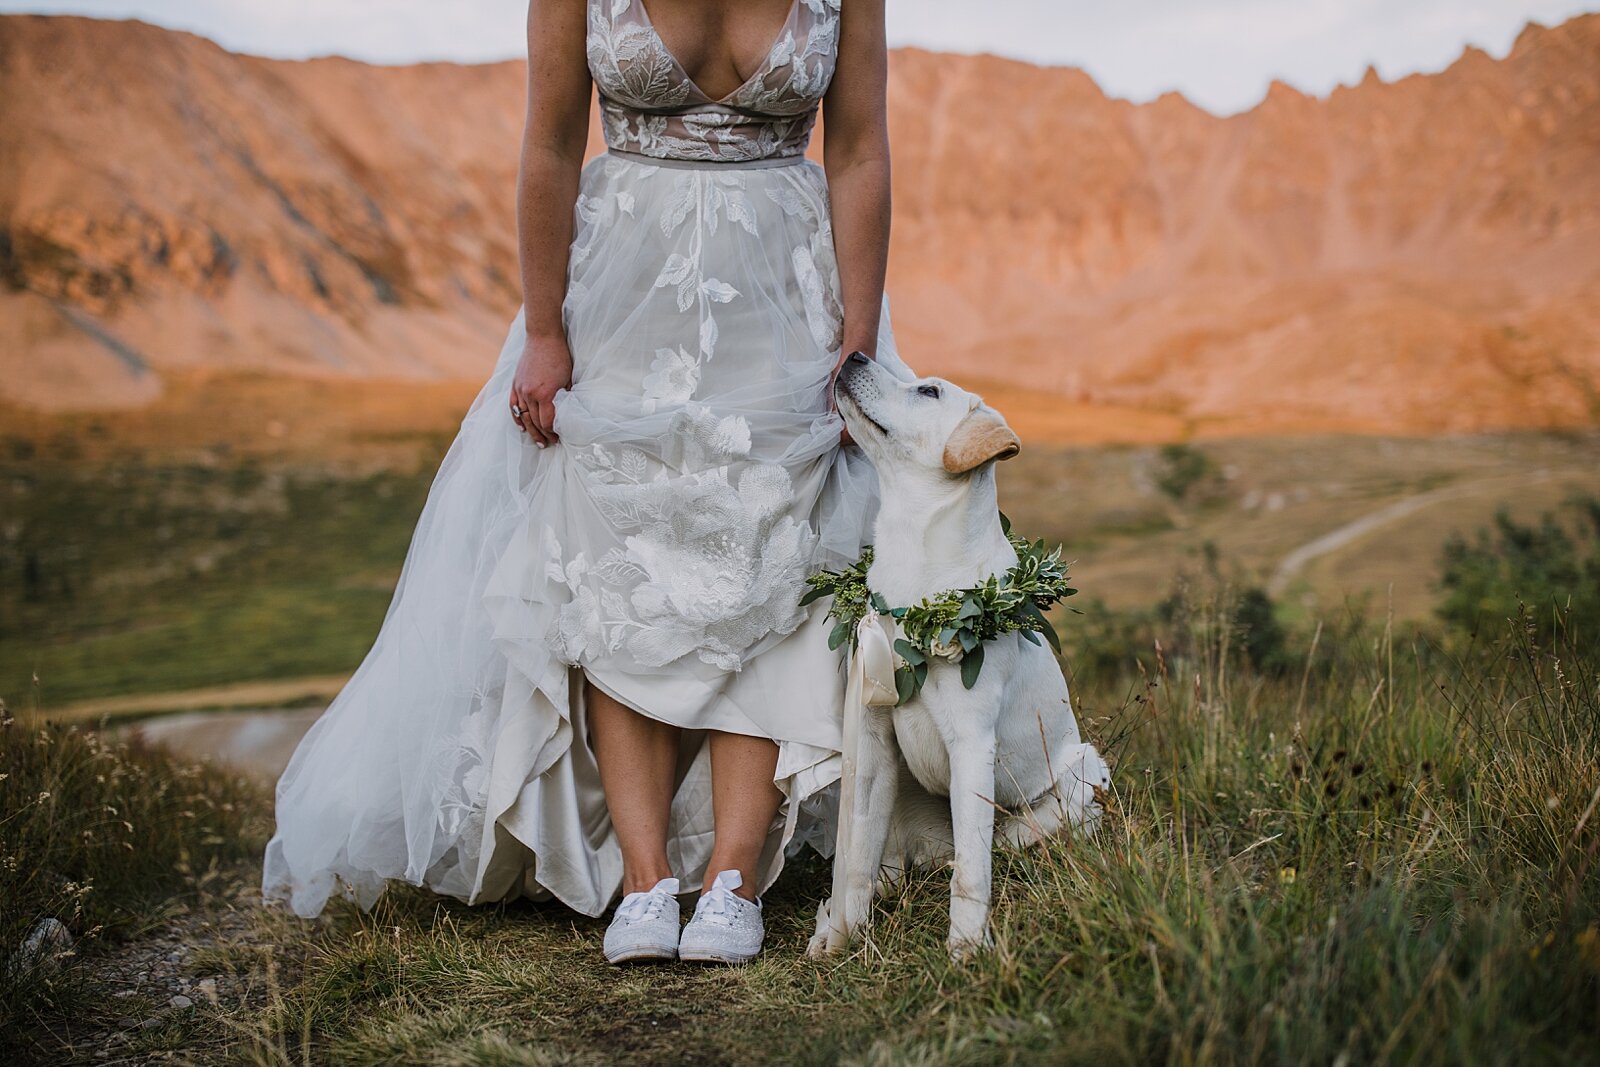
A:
[3,13,1598,439]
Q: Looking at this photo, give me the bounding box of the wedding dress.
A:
[263,0,918,918]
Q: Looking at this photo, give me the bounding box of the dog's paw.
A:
[946,928,992,961]
[806,923,854,958]
[806,898,844,958]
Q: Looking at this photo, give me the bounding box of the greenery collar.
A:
[800,513,1076,705]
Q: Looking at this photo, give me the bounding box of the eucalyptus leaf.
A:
[895,664,916,705]
[960,643,985,689]
[828,621,850,651]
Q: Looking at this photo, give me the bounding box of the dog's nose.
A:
[845,351,871,367]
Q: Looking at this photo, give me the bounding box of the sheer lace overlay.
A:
[588,0,840,163]
[263,0,912,923]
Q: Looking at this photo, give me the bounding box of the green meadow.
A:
[2,429,1599,1064]
[5,431,1597,712]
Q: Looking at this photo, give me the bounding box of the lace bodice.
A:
[586,0,841,163]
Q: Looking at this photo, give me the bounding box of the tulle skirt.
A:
[262,150,917,918]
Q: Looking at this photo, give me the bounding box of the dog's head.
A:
[834,353,1021,480]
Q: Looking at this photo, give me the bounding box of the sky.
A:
[2,0,1594,115]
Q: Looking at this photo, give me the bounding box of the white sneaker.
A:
[603,876,682,964]
[678,869,764,964]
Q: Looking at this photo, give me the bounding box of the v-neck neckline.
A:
[634,0,801,105]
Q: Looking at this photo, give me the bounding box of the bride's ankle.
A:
[620,867,676,896]
[701,864,759,901]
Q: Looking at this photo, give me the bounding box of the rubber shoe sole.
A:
[677,944,760,964]
[604,943,678,965]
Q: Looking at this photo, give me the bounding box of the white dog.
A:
[809,353,1110,959]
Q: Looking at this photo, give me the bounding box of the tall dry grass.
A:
[1,595,1596,1064]
[0,708,268,1053]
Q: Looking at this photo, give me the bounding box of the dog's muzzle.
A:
[835,353,889,435]
[834,351,872,398]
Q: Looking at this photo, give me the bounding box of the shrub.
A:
[1154,443,1225,505]
[1066,575,1293,686]
[1437,495,1600,642]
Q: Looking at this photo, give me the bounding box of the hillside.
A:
[2,14,1599,438]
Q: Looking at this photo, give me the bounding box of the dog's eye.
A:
[917,384,941,399]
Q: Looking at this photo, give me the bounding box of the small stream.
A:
[115,707,322,780]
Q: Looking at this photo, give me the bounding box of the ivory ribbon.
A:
[829,612,900,939]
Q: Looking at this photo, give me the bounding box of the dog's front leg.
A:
[946,736,998,958]
[839,710,899,936]
[808,710,898,957]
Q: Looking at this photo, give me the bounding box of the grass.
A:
[3,433,1599,1062]
[999,431,1600,619]
[0,457,435,707]
[5,433,1598,712]
[3,595,1597,1064]
[0,710,270,1054]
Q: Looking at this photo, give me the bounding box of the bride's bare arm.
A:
[821,0,890,364]
[513,0,592,445]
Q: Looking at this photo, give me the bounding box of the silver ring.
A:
[511,404,523,418]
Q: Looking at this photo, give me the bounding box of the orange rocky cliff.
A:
[2,14,1598,440]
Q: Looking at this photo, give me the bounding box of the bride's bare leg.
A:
[703,731,783,901]
[586,679,679,895]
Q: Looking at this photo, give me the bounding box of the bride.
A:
[262,0,916,964]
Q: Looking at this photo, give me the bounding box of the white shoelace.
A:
[615,876,679,923]
[695,869,757,926]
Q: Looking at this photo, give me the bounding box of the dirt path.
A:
[1267,473,1551,596]
[28,674,350,726]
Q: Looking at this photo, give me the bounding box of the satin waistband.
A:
[604,147,809,171]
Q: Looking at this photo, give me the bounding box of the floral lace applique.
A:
[653,169,758,358]
[586,0,695,115]
[545,403,818,671]
[641,345,700,413]
[586,0,840,163]
[432,703,494,848]
[767,170,845,352]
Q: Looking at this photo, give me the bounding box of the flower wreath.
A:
[799,513,1076,704]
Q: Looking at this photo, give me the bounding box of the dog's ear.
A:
[942,407,1021,474]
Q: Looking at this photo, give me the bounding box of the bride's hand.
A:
[512,332,573,447]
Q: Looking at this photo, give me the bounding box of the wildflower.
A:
[1279,867,1296,884]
